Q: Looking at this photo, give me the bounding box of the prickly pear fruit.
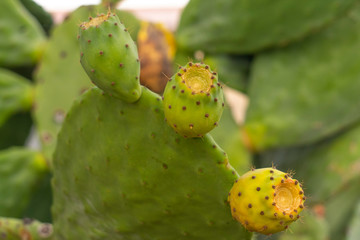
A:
[163,62,224,137]
[228,167,305,235]
[52,87,252,240]
[0,217,53,239]
[79,12,141,102]
[138,21,175,94]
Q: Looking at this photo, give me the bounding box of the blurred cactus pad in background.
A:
[0,0,359,239]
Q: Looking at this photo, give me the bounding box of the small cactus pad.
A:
[228,168,305,235]
[79,12,141,102]
[163,62,224,138]
[0,217,53,239]
[52,87,251,240]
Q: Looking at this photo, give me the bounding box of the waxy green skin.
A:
[0,217,53,240]
[79,13,141,102]
[0,68,33,127]
[0,148,48,218]
[176,0,357,54]
[19,0,53,35]
[0,0,46,67]
[52,87,251,240]
[163,63,224,138]
[244,4,360,151]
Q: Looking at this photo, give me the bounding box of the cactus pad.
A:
[0,0,46,67]
[79,12,141,102]
[163,62,224,138]
[244,5,360,151]
[52,87,251,240]
[0,147,48,218]
[34,5,106,161]
[0,68,33,127]
[176,0,357,54]
[228,168,305,235]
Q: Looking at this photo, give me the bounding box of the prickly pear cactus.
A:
[163,62,224,138]
[176,0,358,54]
[0,217,53,240]
[52,87,251,240]
[0,68,33,127]
[79,12,141,102]
[34,5,141,162]
[0,148,48,218]
[34,5,106,161]
[18,0,53,35]
[0,0,46,67]
[228,168,305,235]
[52,12,251,240]
[244,4,360,151]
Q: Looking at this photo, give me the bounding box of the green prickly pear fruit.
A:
[79,12,141,102]
[228,167,305,235]
[163,62,224,138]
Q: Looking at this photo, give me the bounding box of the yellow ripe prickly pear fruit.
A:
[228,167,305,235]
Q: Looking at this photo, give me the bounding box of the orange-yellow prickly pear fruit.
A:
[228,167,305,235]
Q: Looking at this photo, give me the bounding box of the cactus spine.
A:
[163,62,224,137]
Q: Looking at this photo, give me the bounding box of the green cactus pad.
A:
[228,168,305,235]
[0,68,33,127]
[176,0,357,54]
[163,62,224,138]
[0,217,53,240]
[0,147,49,218]
[34,6,140,162]
[34,5,106,162]
[52,87,251,240]
[0,0,46,67]
[79,12,141,102]
[244,5,360,151]
[19,0,53,35]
